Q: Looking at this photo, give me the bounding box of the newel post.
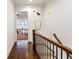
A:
[33,30,36,51]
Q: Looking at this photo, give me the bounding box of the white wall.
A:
[39,0,72,48]
[15,0,72,48]
[15,4,44,42]
[7,0,16,57]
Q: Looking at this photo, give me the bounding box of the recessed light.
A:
[29,0,32,2]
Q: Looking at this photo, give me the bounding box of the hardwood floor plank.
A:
[8,40,38,59]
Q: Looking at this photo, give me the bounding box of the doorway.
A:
[16,12,28,40]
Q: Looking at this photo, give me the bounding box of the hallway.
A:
[7,0,72,59]
[8,40,37,59]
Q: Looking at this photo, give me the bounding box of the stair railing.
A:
[33,30,72,59]
[53,33,72,59]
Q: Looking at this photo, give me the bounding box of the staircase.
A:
[8,30,72,59]
[33,30,72,59]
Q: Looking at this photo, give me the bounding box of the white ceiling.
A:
[14,0,46,5]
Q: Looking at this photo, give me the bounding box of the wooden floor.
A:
[17,34,28,40]
[8,40,37,59]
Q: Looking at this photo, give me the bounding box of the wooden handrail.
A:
[35,33,72,54]
[53,33,72,59]
[53,33,62,44]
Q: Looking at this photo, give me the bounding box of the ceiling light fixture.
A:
[29,0,32,2]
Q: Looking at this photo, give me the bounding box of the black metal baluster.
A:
[56,47,58,59]
[61,49,63,59]
[53,44,54,59]
[47,41,48,59]
[45,40,46,59]
[41,39,44,58]
[50,42,51,59]
[67,53,68,59]
[46,40,47,59]
[69,54,72,59]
